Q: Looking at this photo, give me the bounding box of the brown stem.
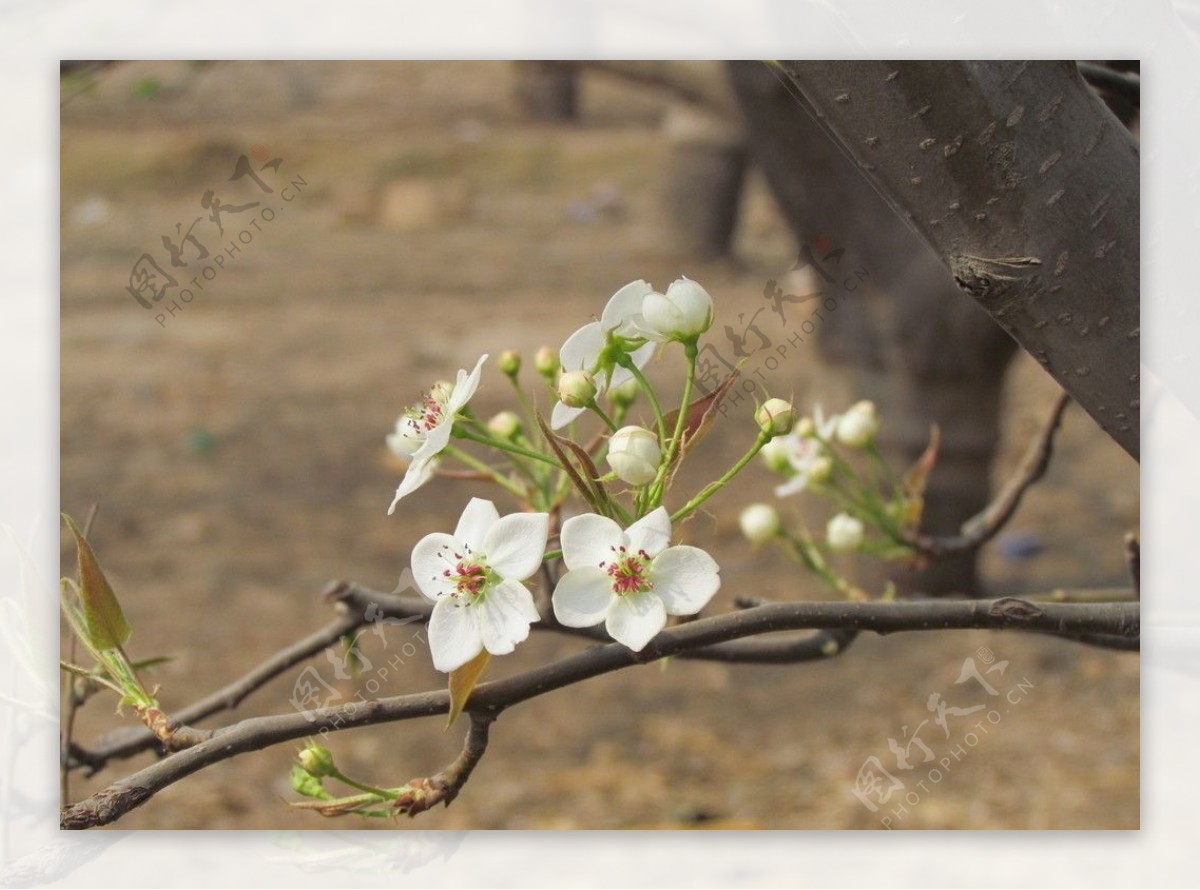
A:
[917,391,1070,556]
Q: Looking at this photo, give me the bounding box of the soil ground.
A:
[60,61,1138,830]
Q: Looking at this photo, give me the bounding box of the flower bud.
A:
[835,400,879,448]
[739,503,781,545]
[759,436,793,474]
[826,512,865,552]
[794,417,815,438]
[534,346,560,379]
[297,742,337,778]
[610,376,640,407]
[755,398,795,437]
[641,277,714,341]
[497,349,521,377]
[606,425,661,486]
[487,410,522,440]
[558,370,597,408]
[808,455,833,484]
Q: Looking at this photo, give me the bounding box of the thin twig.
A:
[917,391,1071,556]
[61,595,1137,829]
[70,585,365,773]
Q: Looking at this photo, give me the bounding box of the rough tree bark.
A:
[729,62,1020,594]
[775,60,1140,461]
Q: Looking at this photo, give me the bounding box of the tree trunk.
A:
[728,61,1021,595]
[776,60,1140,461]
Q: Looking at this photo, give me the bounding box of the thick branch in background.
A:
[775,61,1140,460]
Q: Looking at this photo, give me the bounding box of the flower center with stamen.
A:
[436,543,491,604]
[604,545,654,595]
[404,391,447,436]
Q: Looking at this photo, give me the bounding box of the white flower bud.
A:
[835,400,879,448]
[739,503,781,545]
[755,398,795,437]
[794,417,815,438]
[808,455,833,484]
[610,376,640,407]
[558,370,597,408]
[534,345,560,378]
[759,435,793,474]
[497,349,521,377]
[826,512,865,552]
[487,410,522,440]
[641,277,714,341]
[606,425,661,486]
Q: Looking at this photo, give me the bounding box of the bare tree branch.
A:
[917,390,1071,556]
[61,595,1137,829]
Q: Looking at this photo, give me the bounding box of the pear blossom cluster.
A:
[742,398,925,589]
[383,276,758,673]
[380,273,918,672]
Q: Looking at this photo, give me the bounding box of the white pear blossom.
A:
[739,503,780,545]
[552,507,720,651]
[802,404,840,441]
[774,436,833,497]
[826,512,865,552]
[410,498,549,672]
[606,425,661,486]
[551,281,656,429]
[640,277,714,341]
[835,400,879,448]
[387,354,487,514]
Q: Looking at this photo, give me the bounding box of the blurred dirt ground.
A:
[60,61,1138,829]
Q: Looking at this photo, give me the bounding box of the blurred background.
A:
[60,61,1137,829]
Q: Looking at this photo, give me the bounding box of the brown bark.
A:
[728,62,1020,594]
[776,61,1139,461]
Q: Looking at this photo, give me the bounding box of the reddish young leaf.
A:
[62,513,131,651]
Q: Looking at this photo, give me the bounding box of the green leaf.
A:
[62,513,130,650]
[446,649,491,729]
[535,412,611,516]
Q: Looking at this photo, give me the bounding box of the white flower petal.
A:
[601,279,653,334]
[428,596,484,672]
[774,475,808,498]
[551,400,586,431]
[649,545,721,616]
[605,590,666,651]
[608,341,657,390]
[409,532,461,601]
[551,567,614,627]
[386,424,423,458]
[559,322,604,372]
[453,498,500,551]
[387,454,438,513]
[560,512,624,570]
[625,506,672,557]
[483,512,549,580]
[477,579,539,656]
[448,353,488,413]
[416,415,455,461]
